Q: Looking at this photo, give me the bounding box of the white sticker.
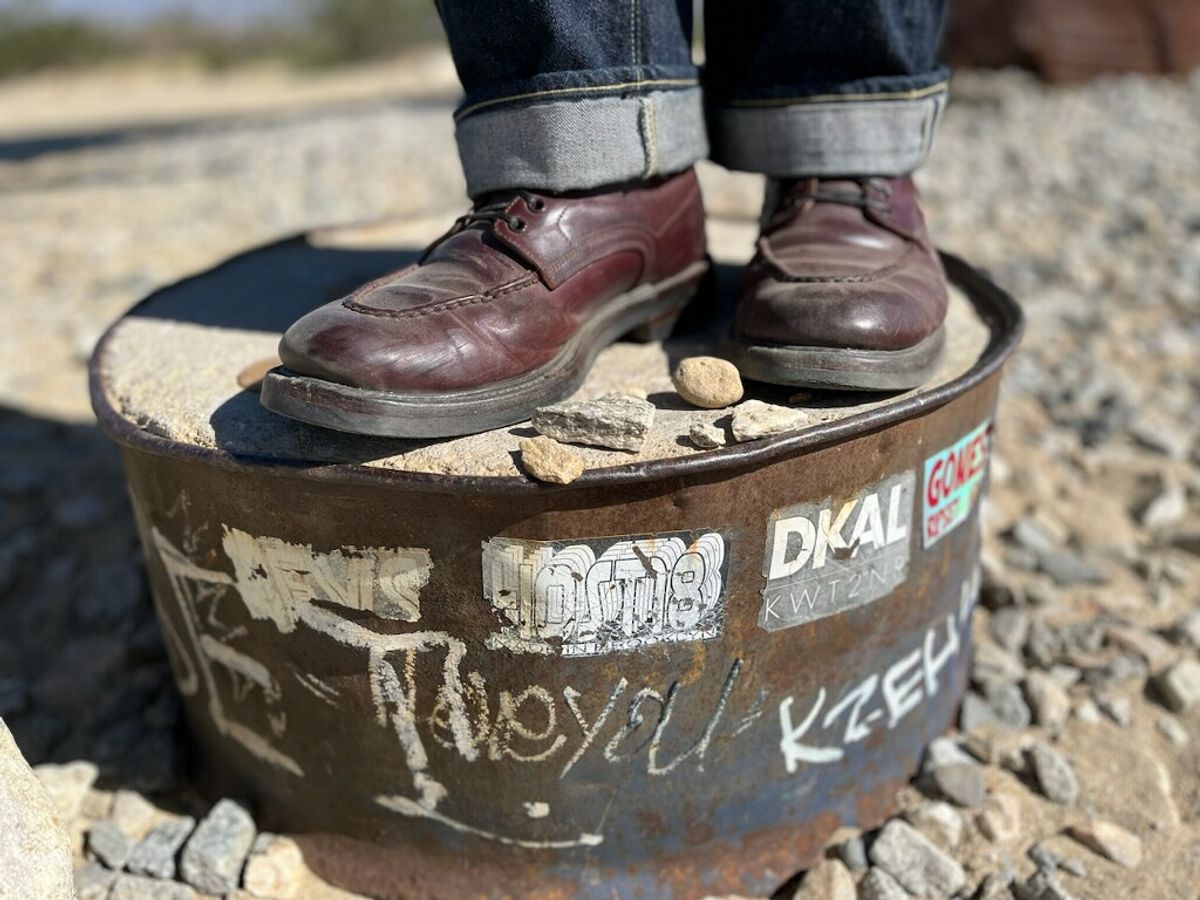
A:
[222,528,432,629]
[481,531,729,656]
[759,471,914,631]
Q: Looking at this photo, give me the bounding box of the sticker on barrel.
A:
[923,419,992,547]
[481,530,729,656]
[758,471,914,632]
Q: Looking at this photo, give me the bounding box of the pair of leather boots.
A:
[262,170,948,439]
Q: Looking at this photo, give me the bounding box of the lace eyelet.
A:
[528,198,545,211]
[510,217,527,232]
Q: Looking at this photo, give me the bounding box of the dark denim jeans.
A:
[435,0,948,195]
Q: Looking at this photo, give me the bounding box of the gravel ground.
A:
[1,60,1199,899]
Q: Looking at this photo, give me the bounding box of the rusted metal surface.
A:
[92,254,1021,899]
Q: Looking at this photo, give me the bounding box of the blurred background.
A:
[1,1,1198,898]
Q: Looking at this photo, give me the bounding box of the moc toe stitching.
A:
[341,273,538,318]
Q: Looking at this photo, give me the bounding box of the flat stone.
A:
[858,867,911,900]
[109,788,157,839]
[1138,478,1187,530]
[243,833,305,899]
[1105,624,1178,673]
[1024,670,1071,729]
[672,356,743,409]
[1012,514,1066,554]
[86,820,135,869]
[973,641,1027,687]
[1014,869,1078,900]
[1028,741,1079,805]
[868,819,965,897]
[930,763,987,808]
[110,873,197,900]
[1168,611,1200,649]
[687,421,725,449]
[73,861,118,900]
[1038,549,1107,587]
[128,815,195,879]
[32,759,98,822]
[989,607,1031,652]
[791,858,854,900]
[921,736,976,772]
[0,720,74,900]
[976,873,1015,900]
[518,436,585,484]
[831,835,868,873]
[180,798,256,894]
[532,394,655,451]
[1153,659,1200,712]
[1095,692,1132,726]
[730,400,819,442]
[1069,819,1143,868]
[977,791,1022,843]
[966,682,1032,731]
[904,800,964,848]
[1156,715,1188,747]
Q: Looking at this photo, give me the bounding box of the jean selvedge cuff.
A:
[708,82,948,177]
[455,86,709,196]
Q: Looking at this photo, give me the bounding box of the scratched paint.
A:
[776,565,979,773]
[759,471,914,631]
[222,527,432,627]
[481,531,729,656]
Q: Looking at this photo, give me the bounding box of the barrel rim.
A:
[89,250,1024,495]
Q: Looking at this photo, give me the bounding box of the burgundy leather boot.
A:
[262,170,707,438]
[730,176,948,391]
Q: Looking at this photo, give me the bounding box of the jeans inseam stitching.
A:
[455,78,699,120]
[722,81,949,108]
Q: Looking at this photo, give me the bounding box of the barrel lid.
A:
[89,219,1021,491]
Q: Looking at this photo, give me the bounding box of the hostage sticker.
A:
[923,419,992,547]
[482,530,729,656]
[759,471,914,632]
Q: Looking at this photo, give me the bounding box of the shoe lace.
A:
[453,189,545,234]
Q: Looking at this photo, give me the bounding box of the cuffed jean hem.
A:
[708,83,948,177]
[455,87,709,197]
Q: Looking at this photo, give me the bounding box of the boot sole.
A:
[727,325,946,392]
[260,260,708,438]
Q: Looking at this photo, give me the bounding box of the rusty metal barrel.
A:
[90,223,1022,900]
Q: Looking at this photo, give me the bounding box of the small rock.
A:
[128,815,195,879]
[1073,698,1102,723]
[791,858,854,900]
[1028,842,1061,871]
[1068,819,1143,868]
[977,791,1022,843]
[986,682,1033,729]
[1028,742,1079,805]
[109,788,157,839]
[0,721,74,900]
[976,872,1014,900]
[905,801,964,847]
[989,608,1031,653]
[868,819,965,897]
[1153,658,1200,712]
[831,835,868,873]
[73,861,117,900]
[518,436,585,484]
[1138,478,1187,530]
[973,642,1027,688]
[1105,624,1178,673]
[1014,869,1078,900]
[1156,715,1188,747]
[672,356,744,408]
[1012,514,1066,554]
[730,400,818,442]
[921,736,976,772]
[1060,857,1087,877]
[243,833,305,899]
[180,799,256,894]
[86,820,135,869]
[1095,692,1132,727]
[1168,611,1200,649]
[688,421,725,450]
[1024,671,1071,729]
[110,873,197,900]
[1048,665,1082,688]
[32,759,98,823]
[1038,549,1107,587]
[929,764,987,808]
[532,394,655,451]
[858,867,912,900]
